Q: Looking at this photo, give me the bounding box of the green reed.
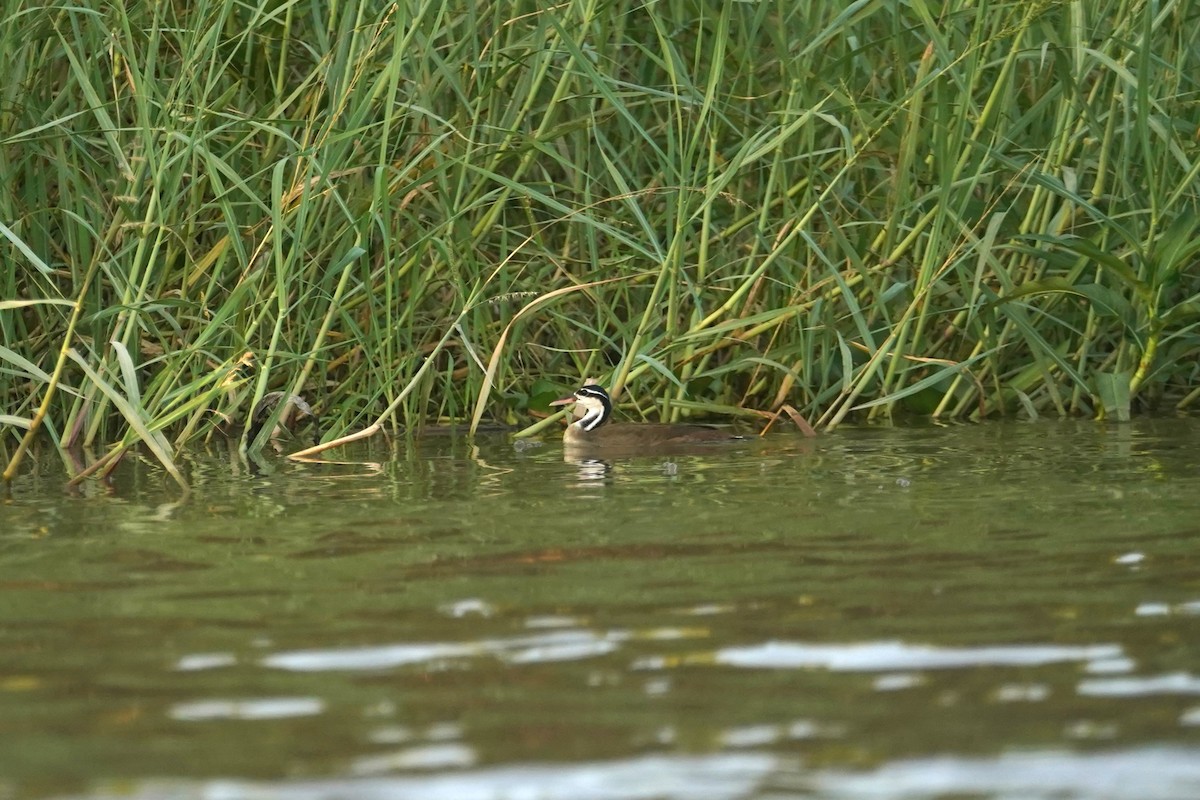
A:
[3,0,1200,481]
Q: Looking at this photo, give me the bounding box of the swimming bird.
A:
[549,384,741,450]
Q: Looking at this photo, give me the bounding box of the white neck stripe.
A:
[577,407,606,432]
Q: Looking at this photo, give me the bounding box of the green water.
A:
[2,420,1200,799]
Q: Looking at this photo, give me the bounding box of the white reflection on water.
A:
[711,640,1122,671]
[1078,672,1200,696]
[174,653,237,671]
[265,635,1125,675]
[873,673,925,691]
[1084,656,1137,674]
[1136,600,1200,617]
[438,597,497,618]
[991,683,1050,702]
[805,746,1200,799]
[264,641,476,670]
[56,747,1200,800]
[262,629,629,671]
[526,614,584,628]
[63,753,780,800]
[718,719,825,748]
[350,743,477,774]
[169,697,325,721]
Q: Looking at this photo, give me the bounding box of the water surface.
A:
[3,420,1200,799]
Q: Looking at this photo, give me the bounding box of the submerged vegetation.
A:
[3,0,1200,481]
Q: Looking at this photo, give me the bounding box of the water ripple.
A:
[709,640,1123,671]
[262,629,630,671]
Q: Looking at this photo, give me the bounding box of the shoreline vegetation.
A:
[3,0,1200,485]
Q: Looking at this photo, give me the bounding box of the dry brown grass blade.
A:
[760,404,817,437]
[468,274,638,437]
[287,425,381,460]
